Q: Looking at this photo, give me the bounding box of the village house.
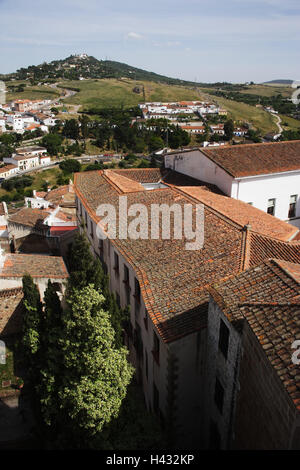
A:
[210,124,225,135]
[0,164,18,179]
[164,141,300,229]
[74,166,300,449]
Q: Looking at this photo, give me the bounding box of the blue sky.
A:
[0,0,299,82]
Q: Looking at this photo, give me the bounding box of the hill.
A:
[0,53,201,87]
[58,79,203,111]
[263,79,293,85]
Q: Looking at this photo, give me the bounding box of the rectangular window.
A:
[218,319,229,359]
[153,383,159,414]
[114,252,119,275]
[116,293,120,308]
[123,265,130,305]
[267,198,276,216]
[214,378,224,415]
[145,350,148,380]
[89,221,93,239]
[144,309,148,331]
[134,323,143,358]
[152,331,160,365]
[134,277,141,303]
[289,195,297,219]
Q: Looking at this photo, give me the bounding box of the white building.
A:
[164,141,300,229]
[4,154,40,171]
[0,164,19,179]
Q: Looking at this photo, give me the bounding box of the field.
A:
[0,167,62,199]
[6,82,60,102]
[57,78,202,110]
[279,114,300,131]
[212,96,278,134]
[238,84,292,98]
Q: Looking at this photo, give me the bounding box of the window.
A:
[144,309,148,331]
[116,293,120,308]
[267,198,276,216]
[85,211,88,226]
[114,252,119,275]
[153,383,159,414]
[289,195,297,219]
[89,221,93,239]
[152,331,160,365]
[134,323,143,358]
[145,350,148,380]
[134,277,141,303]
[214,378,224,414]
[123,265,130,305]
[218,319,229,359]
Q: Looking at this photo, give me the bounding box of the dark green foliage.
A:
[42,133,63,155]
[224,119,235,140]
[59,158,81,174]
[62,119,80,140]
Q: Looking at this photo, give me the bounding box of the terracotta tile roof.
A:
[0,164,17,174]
[202,140,300,177]
[74,168,300,343]
[177,186,298,242]
[9,207,50,229]
[0,254,69,279]
[0,288,23,337]
[12,154,39,161]
[247,232,300,268]
[112,168,164,183]
[74,169,246,342]
[103,170,145,193]
[210,259,300,410]
[44,184,74,204]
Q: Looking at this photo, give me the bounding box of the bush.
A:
[59,159,81,174]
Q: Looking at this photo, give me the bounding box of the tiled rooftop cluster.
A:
[74,168,300,344]
[202,140,300,177]
[0,254,69,279]
[9,207,50,229]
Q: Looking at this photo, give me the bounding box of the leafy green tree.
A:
[56,285,134,446]
[42,133,63,155]
[224,119,234,140]
[22,275,43,380]
[59,158,81,174]
[62,119,80,140]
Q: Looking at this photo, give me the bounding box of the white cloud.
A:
[126,32,143,40]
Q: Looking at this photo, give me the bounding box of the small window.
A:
[116,293,120,308]
[114,252,119,274]
[89,221,93,239]
[153,383,159,414]
[85,211,88,226]
[214,378,224,414]
[267,198,276,216]
[152,331,160,365]
[134,277,141,302]
[144,310,148,331]
[289,195,297,219]
[145,350,148,380]
[124,265,129,283]
[218,319,229,359]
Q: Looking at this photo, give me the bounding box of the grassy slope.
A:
[279,114,300,131]
[212,96,277,134]
[239,84,292,98]
[6,84,60,102]
[58,79,201,110]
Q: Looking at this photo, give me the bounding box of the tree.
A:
[59,158,81,174]
[224,119,234,140]
[56,285,134,446]
[62,119,80,140]
[22,275,43,381]
[42,133,63,155]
